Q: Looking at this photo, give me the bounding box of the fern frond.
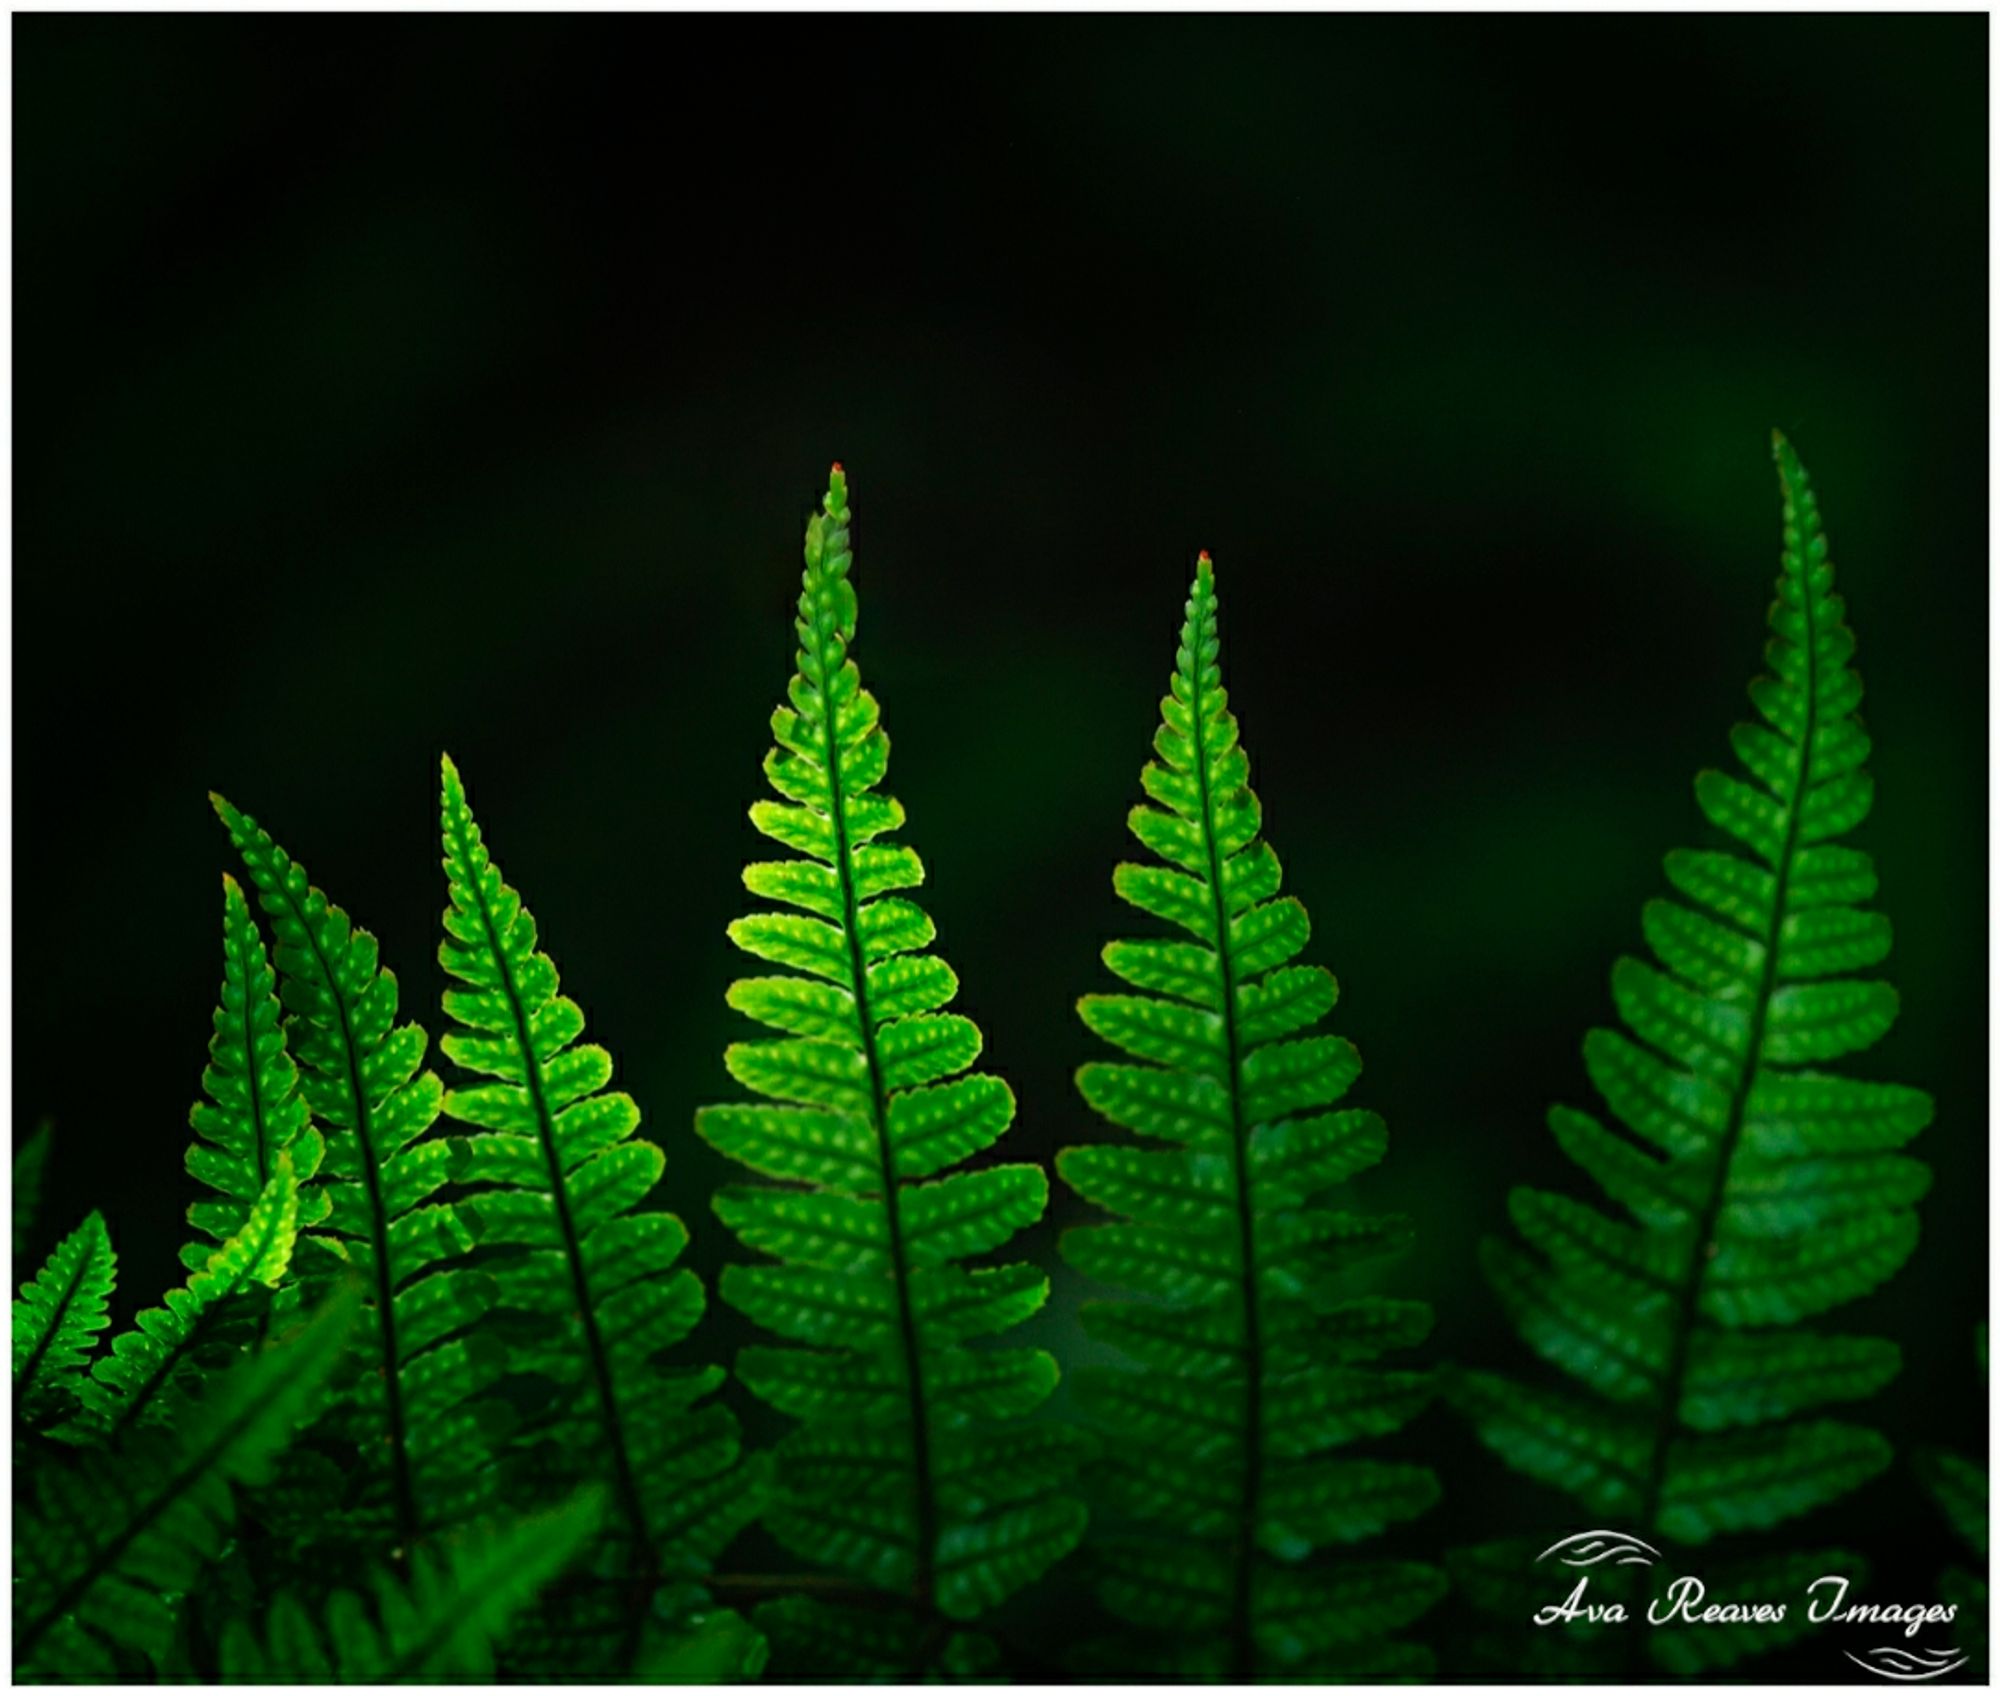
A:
[1915,1329,1988,1674]
[1452,436,1931,1669]
[183,873,327,1276]
[213,795,496,1551]
[12,1284,357,1681]
[437,756,761,1660]
[696,467,1086,1667]
[80,1160,300,1437]
[1057,550,1443,1681]
[14,1210,116,1433]
[14,1119,52,1271]
[217,1487,603,1682]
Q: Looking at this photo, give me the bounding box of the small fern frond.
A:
[437,756,760,1660]
[217,1487,603,1682]
[1915,1329,1988,1674]
[1451,436,1931,1673]
[1057,551,1443,1682]
[14,1119,53,1272]
[183,873,327,1275]
[13,1210,116,1433]
[80,1159,300,1438]
[12,1284,357,1681]
[213,795,496,1551]
[696,467,1086,1666]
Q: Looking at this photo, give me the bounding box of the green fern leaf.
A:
[437,755,762,1659]
[1452,436,1931,1668]
[1057,550,1443,1681]
[217,1487,602,1682]
[14,1119,52,1272]
[13,1210,116,1433]
[12,1284,357,1681]
[79,1159,300,1437]
[182,873,327,1276]
[212,795,496,1550]
[696,467,1086,1663]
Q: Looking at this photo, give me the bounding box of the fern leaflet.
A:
[12,1285,356,1681]
[1450,434,1932,1672]
[696,466,1086,1670]
[438,755,761,1663]
[1058,551,1443,1681]
[14,1209,116,1433]
[213,795,496,1551]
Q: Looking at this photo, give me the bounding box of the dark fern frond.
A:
[12,1285,356,1682]
[213,796,499,1552]
[437,756,762,1667]
[14,1119,53,1273]
[217,1487,603,1682]
[14,1210,116,1435]
[1915,1328,1988,1675]
[182,874,327,1276]
[1450,435,1932,1674]
[1057,550,1443,1682]
[696,467,1087,1674]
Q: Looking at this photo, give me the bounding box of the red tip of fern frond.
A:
[1198,549,1211,563]
[831,461,844,475]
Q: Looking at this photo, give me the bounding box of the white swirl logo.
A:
[1843,1645,1971,1682]
[1535,1529,1663,1568]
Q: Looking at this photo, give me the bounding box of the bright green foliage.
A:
[437,756,761,1660]
[14,1211,116,1433]
[696,467,1086,1671]
[1058,552,1442,1682]
[630,1609,772,1684]
[213,795,494,1551]
[81,1161,300,1437]
[15,1119,52,1270]
[217,1489,603,1682]
[12,1286,357,1682]
[1452,437,1931,1668]
[183,874,327,1275]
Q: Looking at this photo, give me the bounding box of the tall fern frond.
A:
[1450,435,1933,1673]
[14,1119,53,1271]
[437,755,761,1664]
[212,796,496,1551]
[1057,551,1444,1682]
[14,1210,116,1433]
[12,1284,357,1682]
[696,466,1087,1673]
[217,1487,603,1682]
[80,1161,300,1438]
[182,874,327,1276]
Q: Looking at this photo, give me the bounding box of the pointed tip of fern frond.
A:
[824,461,850,517]
[439,751,466,804]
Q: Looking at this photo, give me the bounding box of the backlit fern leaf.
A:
[182,874,327,1276]
[12,1285,356,1682]
[437,756,762,1666]
[696,467,1087,1672]
[1450,435,1932,1672]
[1057,551,1443,1682]
[213,796,498,1552]
[14,1210,116,1434]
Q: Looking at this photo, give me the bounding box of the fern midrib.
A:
[449,824,654,1576]
[269,867,419,1553]
[230,909,273,1194]
[1635,549,1820,1534]
[12,1234,99,1419]
[1182,626,1264,1685]
[16,1340,309,1663]
[805,579,939,1609]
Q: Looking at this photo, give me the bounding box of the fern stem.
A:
[1186,563,1264,1682]
[806,571,939,1608]
[446,806,657,1618]
[1636,526,1822,1537]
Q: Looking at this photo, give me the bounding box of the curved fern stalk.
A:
[1450,435,1934,1674]
[14,1118,53,1273]
[13,1210,116,1433]
[218,1487,603,1682]
[1057,551,1443,1682]
[80,1160,300,1438]
[212,795,496,1554]
[696,466,1087,1677]
[182,874,327,1277]
[12,1284,357,1682]
[437,756,761,1667]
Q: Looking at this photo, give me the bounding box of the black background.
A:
[14,14,1988,1676]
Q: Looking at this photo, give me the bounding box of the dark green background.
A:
[15,14,1987,1673]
